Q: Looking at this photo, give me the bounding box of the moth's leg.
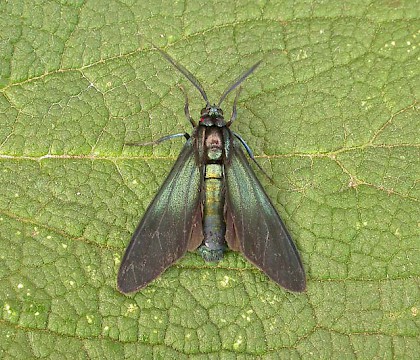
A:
[126,133,190,147]
[233,132,274,183]
[179,85,196,127]
[226,87,242,126]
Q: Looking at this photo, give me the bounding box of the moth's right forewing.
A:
[225,139,306,292]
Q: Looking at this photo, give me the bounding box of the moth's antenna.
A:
[154,46,210,106]
[218,60,262,106]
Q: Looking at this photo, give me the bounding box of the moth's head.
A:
[201,104,223,118]
[199,104,225,127]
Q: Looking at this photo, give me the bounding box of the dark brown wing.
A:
[117,139,202,293]
[225,140,306,292]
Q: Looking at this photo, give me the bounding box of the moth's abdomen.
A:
[199,163,226,261]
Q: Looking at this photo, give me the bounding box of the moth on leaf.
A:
[118,48,305,293]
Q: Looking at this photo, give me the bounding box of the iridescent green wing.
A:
[117,139,202,293]
[225,139,306,292]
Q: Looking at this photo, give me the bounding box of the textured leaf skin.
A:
[0,0,419,358]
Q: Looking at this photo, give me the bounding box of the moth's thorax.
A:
[204,127,224,162]
[199,104,226,127]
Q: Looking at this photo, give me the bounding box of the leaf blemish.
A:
[220,275,234,287]
[233,336,243,349]
[127,303,138,313]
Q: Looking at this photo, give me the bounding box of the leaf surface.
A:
[1,1,419,358]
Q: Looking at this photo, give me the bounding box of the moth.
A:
[117,48,305,293]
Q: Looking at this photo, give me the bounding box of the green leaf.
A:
[1,0,419,358]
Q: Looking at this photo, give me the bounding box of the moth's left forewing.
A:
[117,139,202,293]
